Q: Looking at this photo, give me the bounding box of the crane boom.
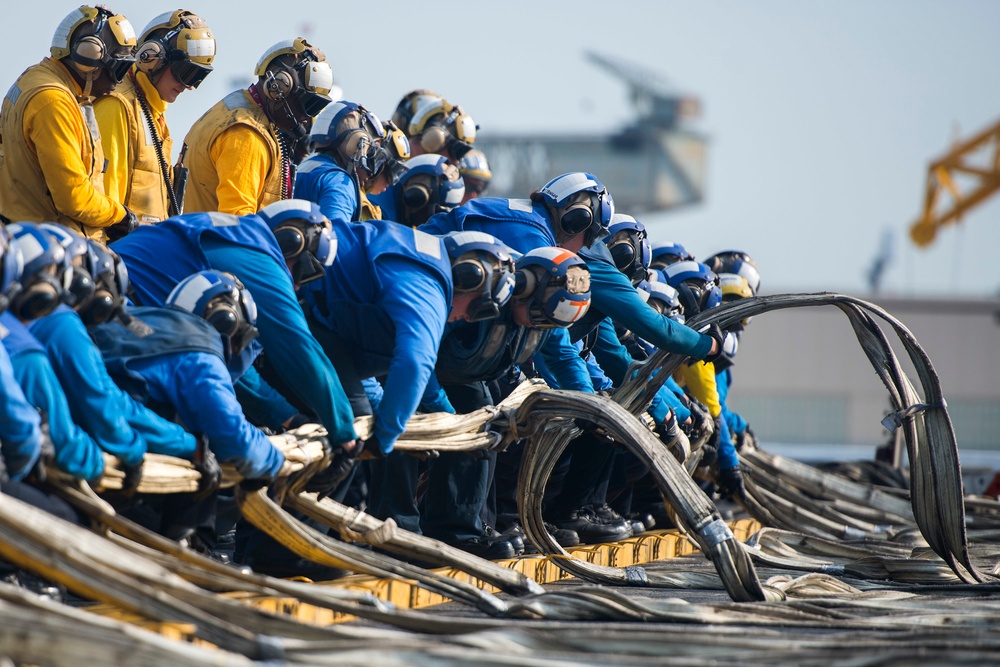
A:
[910,117,1000,247]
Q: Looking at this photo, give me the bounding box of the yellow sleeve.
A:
[93,94,131,205]
[675,361,722,417]
[25,90,125,226]
[210,125,271,215]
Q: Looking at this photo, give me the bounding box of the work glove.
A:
[304,450,355,501]
[702,323,727,364]
[25,428,56,485]
[283,412,313,431]
[106,208,139,242]
[192,435,222,502]
[359,435,389,460]
[683,398,709,438]
[239,476,271,492]
[120,460,144,498]
[717,465,747,502]
[655,409,680,444]
[737,426,757,452]
[699,441,718,468]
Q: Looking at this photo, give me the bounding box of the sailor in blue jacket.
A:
[0,228,82,538]
[29,227,197,467]
[109,200,358,453]
[294,100,403,223]
[422,173,645,541]
[369,154,465,228]
[302,223,515,454]
[1,224,105,483]
[0,342,41,483]
[0,228,42,483]
[91,271,285,484]
[420,172,617,394]
[298,222,516,555]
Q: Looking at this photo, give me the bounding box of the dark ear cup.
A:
[81,289,117,325]
[514,269,537,298]
[402,183,431,210]
[67,269,96,309]
[11,281,61,320]
[609,240,636,274]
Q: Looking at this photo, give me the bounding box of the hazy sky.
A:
[7,1,1000,296]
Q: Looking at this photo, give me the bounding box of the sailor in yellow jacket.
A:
[94,10,215,223]
[0,5,138,243]
[181,38,333,215]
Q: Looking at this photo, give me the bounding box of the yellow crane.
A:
[910,117,1000,247]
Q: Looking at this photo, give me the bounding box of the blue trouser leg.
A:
[547,432,616,515]
[366,453,422,534]
[419,381,492,543]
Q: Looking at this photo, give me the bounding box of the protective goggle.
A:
[296,89,331,118]
[356,141,389,181]
[205,296,259,357]
[274,222,335,285]
[386,156,408,185]
[607,231,650,285]
[293,59,333,117]
[453,257,516,323]
[104,54,134,83]
[447,137,474,161]
[559,192,614,238]
[169,57,212,88]
[463,178,489,196]
[648,298,685,324]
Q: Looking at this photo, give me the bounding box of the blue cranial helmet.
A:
[513,246,592,329]
[457,149,492,197]
[662,260,721,317]
[531,172,614,247]
[443,230,516,323]
[649,241,694,270]
[79,240,129,326]
[704,250,760,295]
[39,223,95,310]
[638,279,685,324]
[166,269,259,356]
[603,213,651,286]
[396,154,465,224]
[6,223,68,320]
[258,199,337,285]
[309,100,390,179]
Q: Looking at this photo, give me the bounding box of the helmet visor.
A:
[447,137,474,161]
[297,89,331,117]
[169,58,212,88]
[107,54,136,83]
